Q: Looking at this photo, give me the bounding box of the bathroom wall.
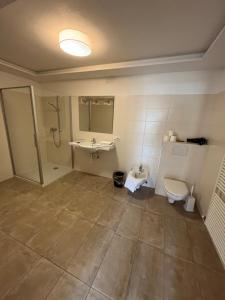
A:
[197,90,225,216]
[0,68,224,217]
[40,70,225,207]
[72,93,210,189]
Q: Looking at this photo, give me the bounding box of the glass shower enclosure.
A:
[0,86,74,186]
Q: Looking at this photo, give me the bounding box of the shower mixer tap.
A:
[48,99,62,148]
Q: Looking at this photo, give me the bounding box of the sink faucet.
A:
[91,137,96,144]
[139,164,143,172]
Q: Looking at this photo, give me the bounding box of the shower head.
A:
[48,102,59,112]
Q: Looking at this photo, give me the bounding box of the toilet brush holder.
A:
[184,195,195,212]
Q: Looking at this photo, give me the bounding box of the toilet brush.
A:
[190,185,194,197]
[184,184,195,212]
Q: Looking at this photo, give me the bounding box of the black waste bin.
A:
[113,171,125,188]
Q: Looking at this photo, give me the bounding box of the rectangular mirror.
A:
[79,96,114,134]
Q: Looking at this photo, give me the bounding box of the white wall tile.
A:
[146,109,168,122]
[142,145,161,159]
[145,95,173,109]
[125,132,144,145]
[126,121,145,133]
[144,122,165,135]
[167,107,202,124]
[71,92,224,209]
[164,121,203,140]
[143,133,163,147]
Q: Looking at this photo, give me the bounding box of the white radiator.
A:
[205,154,225,268]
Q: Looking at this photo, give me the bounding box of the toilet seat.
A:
[164,178,188,197]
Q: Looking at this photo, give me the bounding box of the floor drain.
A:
[53,166,59,170]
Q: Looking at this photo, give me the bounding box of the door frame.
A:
[0,85,44,185]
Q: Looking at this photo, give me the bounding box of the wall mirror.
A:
[79,96,114,134]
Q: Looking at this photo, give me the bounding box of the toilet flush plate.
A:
[171,144,189,156]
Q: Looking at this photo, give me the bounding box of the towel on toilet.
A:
[125,168,148,193]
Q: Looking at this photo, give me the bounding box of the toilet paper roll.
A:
[170,135,177,142]
[168,130,174,137]
[163,135,169,142]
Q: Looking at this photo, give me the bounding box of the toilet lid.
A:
[164,178,189,197]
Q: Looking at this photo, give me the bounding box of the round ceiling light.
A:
[59,29,92,57]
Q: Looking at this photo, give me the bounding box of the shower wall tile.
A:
[38,96,72,169]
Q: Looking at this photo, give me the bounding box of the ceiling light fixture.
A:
[59,29,92,57]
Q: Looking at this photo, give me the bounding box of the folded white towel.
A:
[100,141,113,145]
[125,170,148,193]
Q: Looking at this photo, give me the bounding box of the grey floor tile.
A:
[27,213,78,256]
[116,205,142,240]
[68,224,114,285]
[0,175,223,300]
[0,247,39,299]
[93,234,136,300]
[97,200,126,231]
[164,255,203,300]
[86,288,111,300]
[188,223,224,271]
[101,183,129,203]
[47,218,94,268]
[127,187,154,209]
[126,242,163,300]
[145,195,168,215]
[164,216,193,262]
[196,265,225,300]
[47,273,89,300]
[3,258,63,300]
[140,211,164,249]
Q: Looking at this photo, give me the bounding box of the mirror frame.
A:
[78,96,115,134]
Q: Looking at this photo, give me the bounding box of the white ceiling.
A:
[0,0,224,81]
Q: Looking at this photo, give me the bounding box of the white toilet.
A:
[164,178,189,204]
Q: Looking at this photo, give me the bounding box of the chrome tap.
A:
[91,137,96,144]
[139,164,143,173]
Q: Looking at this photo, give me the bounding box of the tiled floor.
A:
[22,163,72,186]
[0,171,224,300]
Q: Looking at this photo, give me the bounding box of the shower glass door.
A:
[1,86,43,184]
[35,95,73,185]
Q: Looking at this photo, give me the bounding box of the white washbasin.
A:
[69,140,115,152]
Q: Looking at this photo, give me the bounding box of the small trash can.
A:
[113,171,125,188]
